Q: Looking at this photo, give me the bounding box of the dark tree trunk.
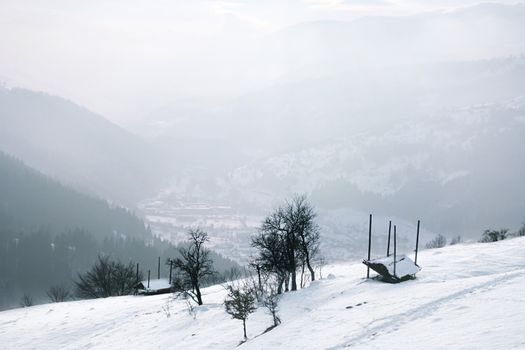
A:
[291,269,297,291]
[300,261,305,288]
[256,265,262,291]
[195,284,203,305]
[300,235,316,282]
[306,260,315,282]
[243,318,247,340]
[277,275,284,294]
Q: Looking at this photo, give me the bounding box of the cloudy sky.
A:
[0,0,523,124]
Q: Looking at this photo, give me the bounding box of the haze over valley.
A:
[1,2,524,340]
[4,3,525,263]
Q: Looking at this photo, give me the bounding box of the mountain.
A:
[224,90,525,236]
[0,151,239,309]
[0,150,147,308]
[1,237,523,349]
[259,2,525,80]
[139,57,525,156]
[0,151,148,239]
[136,58,525,254]
[0,86,168,204]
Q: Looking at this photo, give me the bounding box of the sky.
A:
[0,0,523,124]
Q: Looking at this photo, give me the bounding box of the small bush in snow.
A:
[316,256,327,280]
[480,229,508,243]
[185,299,197,320]
[263,288,281,328]
[450,235,462,245]
[518,223,525,237]
[224,284,257,341]
[162,298,173,318]
[75,255,141,299]
[20,294,33,307]
[425,234,447,249]
[47,285,71,303]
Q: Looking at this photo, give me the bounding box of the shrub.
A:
[75,255,141,298]
[47,285,71,302]
[450,235,462,245]
[170,228,215,306]
[480,229,508,243]
[518,223,525,237]
[263,288,281,328]
[20,294,33,307]
[224,284,257,341]
[425,234,447,249]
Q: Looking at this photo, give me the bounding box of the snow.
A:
[1,238,524,349]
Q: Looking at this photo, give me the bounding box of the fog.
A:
[1,0,523,123]
[1,1,525,308]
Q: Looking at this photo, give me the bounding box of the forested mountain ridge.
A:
[0,151,240,310]
[0,151,147,239]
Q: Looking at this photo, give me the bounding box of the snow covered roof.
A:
[363,254,421,282]
[137,278,171,291]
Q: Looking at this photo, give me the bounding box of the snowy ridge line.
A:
[333,269,525,349]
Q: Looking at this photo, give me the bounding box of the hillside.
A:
[0,151,148,308]
[0,151,240,309]
[0,86,167,204]
[0,151,147,239]
[1,237,523,349]
[138,58,525,263]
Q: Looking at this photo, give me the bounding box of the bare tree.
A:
[518,221,525,237]
[450,235,462,245]
[248,261,263,293]
[47,285,71,302]
[172,228,215,305]
[316,256,327,279]
[425,234,447,249]
[224,266,244,283]
[263,288,281,328]
[288,195,320,283]
[480,229,508,243]
[256,203,301,291]
[112,260,138,296]
[252,194,320,293]
[20,294,33,307]
[75,255,141,298]
[224,284,257,341]
[252,228,288,294]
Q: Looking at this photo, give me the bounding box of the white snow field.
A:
[1,238,524,350]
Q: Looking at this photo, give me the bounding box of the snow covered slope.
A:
[1,238,524,350]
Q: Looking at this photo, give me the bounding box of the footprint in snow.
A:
[346,301,367,309]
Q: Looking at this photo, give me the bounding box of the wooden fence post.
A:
[169,260,173,285]
[367,214,372,279]
[415,220,420,266]
[393,225,397,277]
[387,220,392,257]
